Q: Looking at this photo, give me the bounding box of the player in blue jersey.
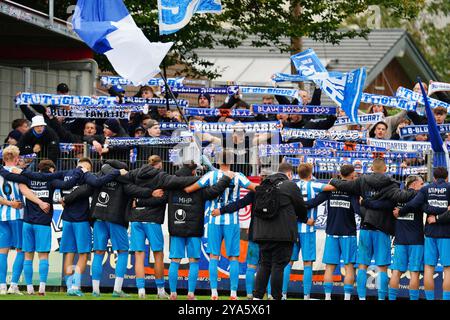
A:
[57,158,125,296]
[305,165,360,300]
[330,159,404,300]
[0,146,43,295]
[213,169,273,300]
[363,174,424,300]
[397,167,450,300]
[3,160,84,295]
[283,163,335,300]
[185,150,258,300]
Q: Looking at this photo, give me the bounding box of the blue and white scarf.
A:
[252,104,337,115]
[282,129,366,141]
[100,76,185,87]
[314,139,387,152]
[334,112,384,126]
[239,86,299,99]
[399,124,450,138]
[428,82,450,95]
[190,121,281,133]
[366,138,434,152]
[183,107,253,117]
[360,93,417,111]
[107,136,192,147]
[396,87,450,110]
[160,122,189,130]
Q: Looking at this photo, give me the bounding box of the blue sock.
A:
[344,284,353,296]
[425,290,435,300]
[245,266,257,296]
[0,253,7,284]
[267,278,271,295]
[11,251,24,283]
[39,260,49,284]
[229,260,239,291]
[356,269,367,299]
[116,252,128,278]
[91,253,103,281]
[155,278,165,289]
[65,275,73,289]
[188,262,199,294]
[23,260,33,285]
[209,258,219,290]
[303,266,313,296]
[73,272,82,288]
[443,291,450,300]
[378,271,388,300]
[136,278,145,289]
[324,282,333,294]
[282,264,292,294]
[409,289,419,300]
[168,261,180,293]
[388,287,399,300]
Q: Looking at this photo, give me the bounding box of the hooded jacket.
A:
[63,160,154,227]
[251,173,308,242]
[330,173,401,236]
[126,164,200,224]
[18,126,60,163]
[151,167,232,237]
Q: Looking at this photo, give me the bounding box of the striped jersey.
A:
[297,179,326,233]
[197,170,251,225]
[0,166,24,221]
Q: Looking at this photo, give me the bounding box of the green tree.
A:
[346,0,449,82]
[46,0,424,79]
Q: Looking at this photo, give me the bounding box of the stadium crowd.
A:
[0,79,450,300]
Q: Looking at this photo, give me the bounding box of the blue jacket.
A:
[306,190,360,236]
[400,179,450,238]
[364,188,423,245]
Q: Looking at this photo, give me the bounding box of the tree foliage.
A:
[17,0,424,79]
[346,0,449,82]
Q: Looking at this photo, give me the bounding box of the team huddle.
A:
[0,144,449,300]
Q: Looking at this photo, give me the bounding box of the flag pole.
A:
[158,71,189,124]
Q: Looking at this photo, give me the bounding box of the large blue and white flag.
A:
[418,79,450,169]
[73,0,173,85]
[158,0,222,35]
[290,49,366,123]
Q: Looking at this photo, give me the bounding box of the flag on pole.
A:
[417,78,450,169]
[72,0,173,85]
[158,0,222,35]
[290,49,366,124]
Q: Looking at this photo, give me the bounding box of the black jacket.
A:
[330,173,401,236]
[162,170,231,237]
[125,164,199,224]
[18,126,60,163]
[63,160,154,227]
[251,173,307,242]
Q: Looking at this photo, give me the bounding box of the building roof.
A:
[194,29,440,87]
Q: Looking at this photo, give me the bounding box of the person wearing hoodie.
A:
[362,175,424,301]
[391,167,450,301]
[17,115,60,164]
[62,160,154,298]
[329,158,402,301]
[305,164,361,301]
[125,157,200,299]
[211,169,273,300]
[17,157,126,296]
[145,161,234,300]
[250,162,308,301]
[1,159,86,295]
[184,150,258,300]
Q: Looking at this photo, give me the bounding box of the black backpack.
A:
[254,175,285,220]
